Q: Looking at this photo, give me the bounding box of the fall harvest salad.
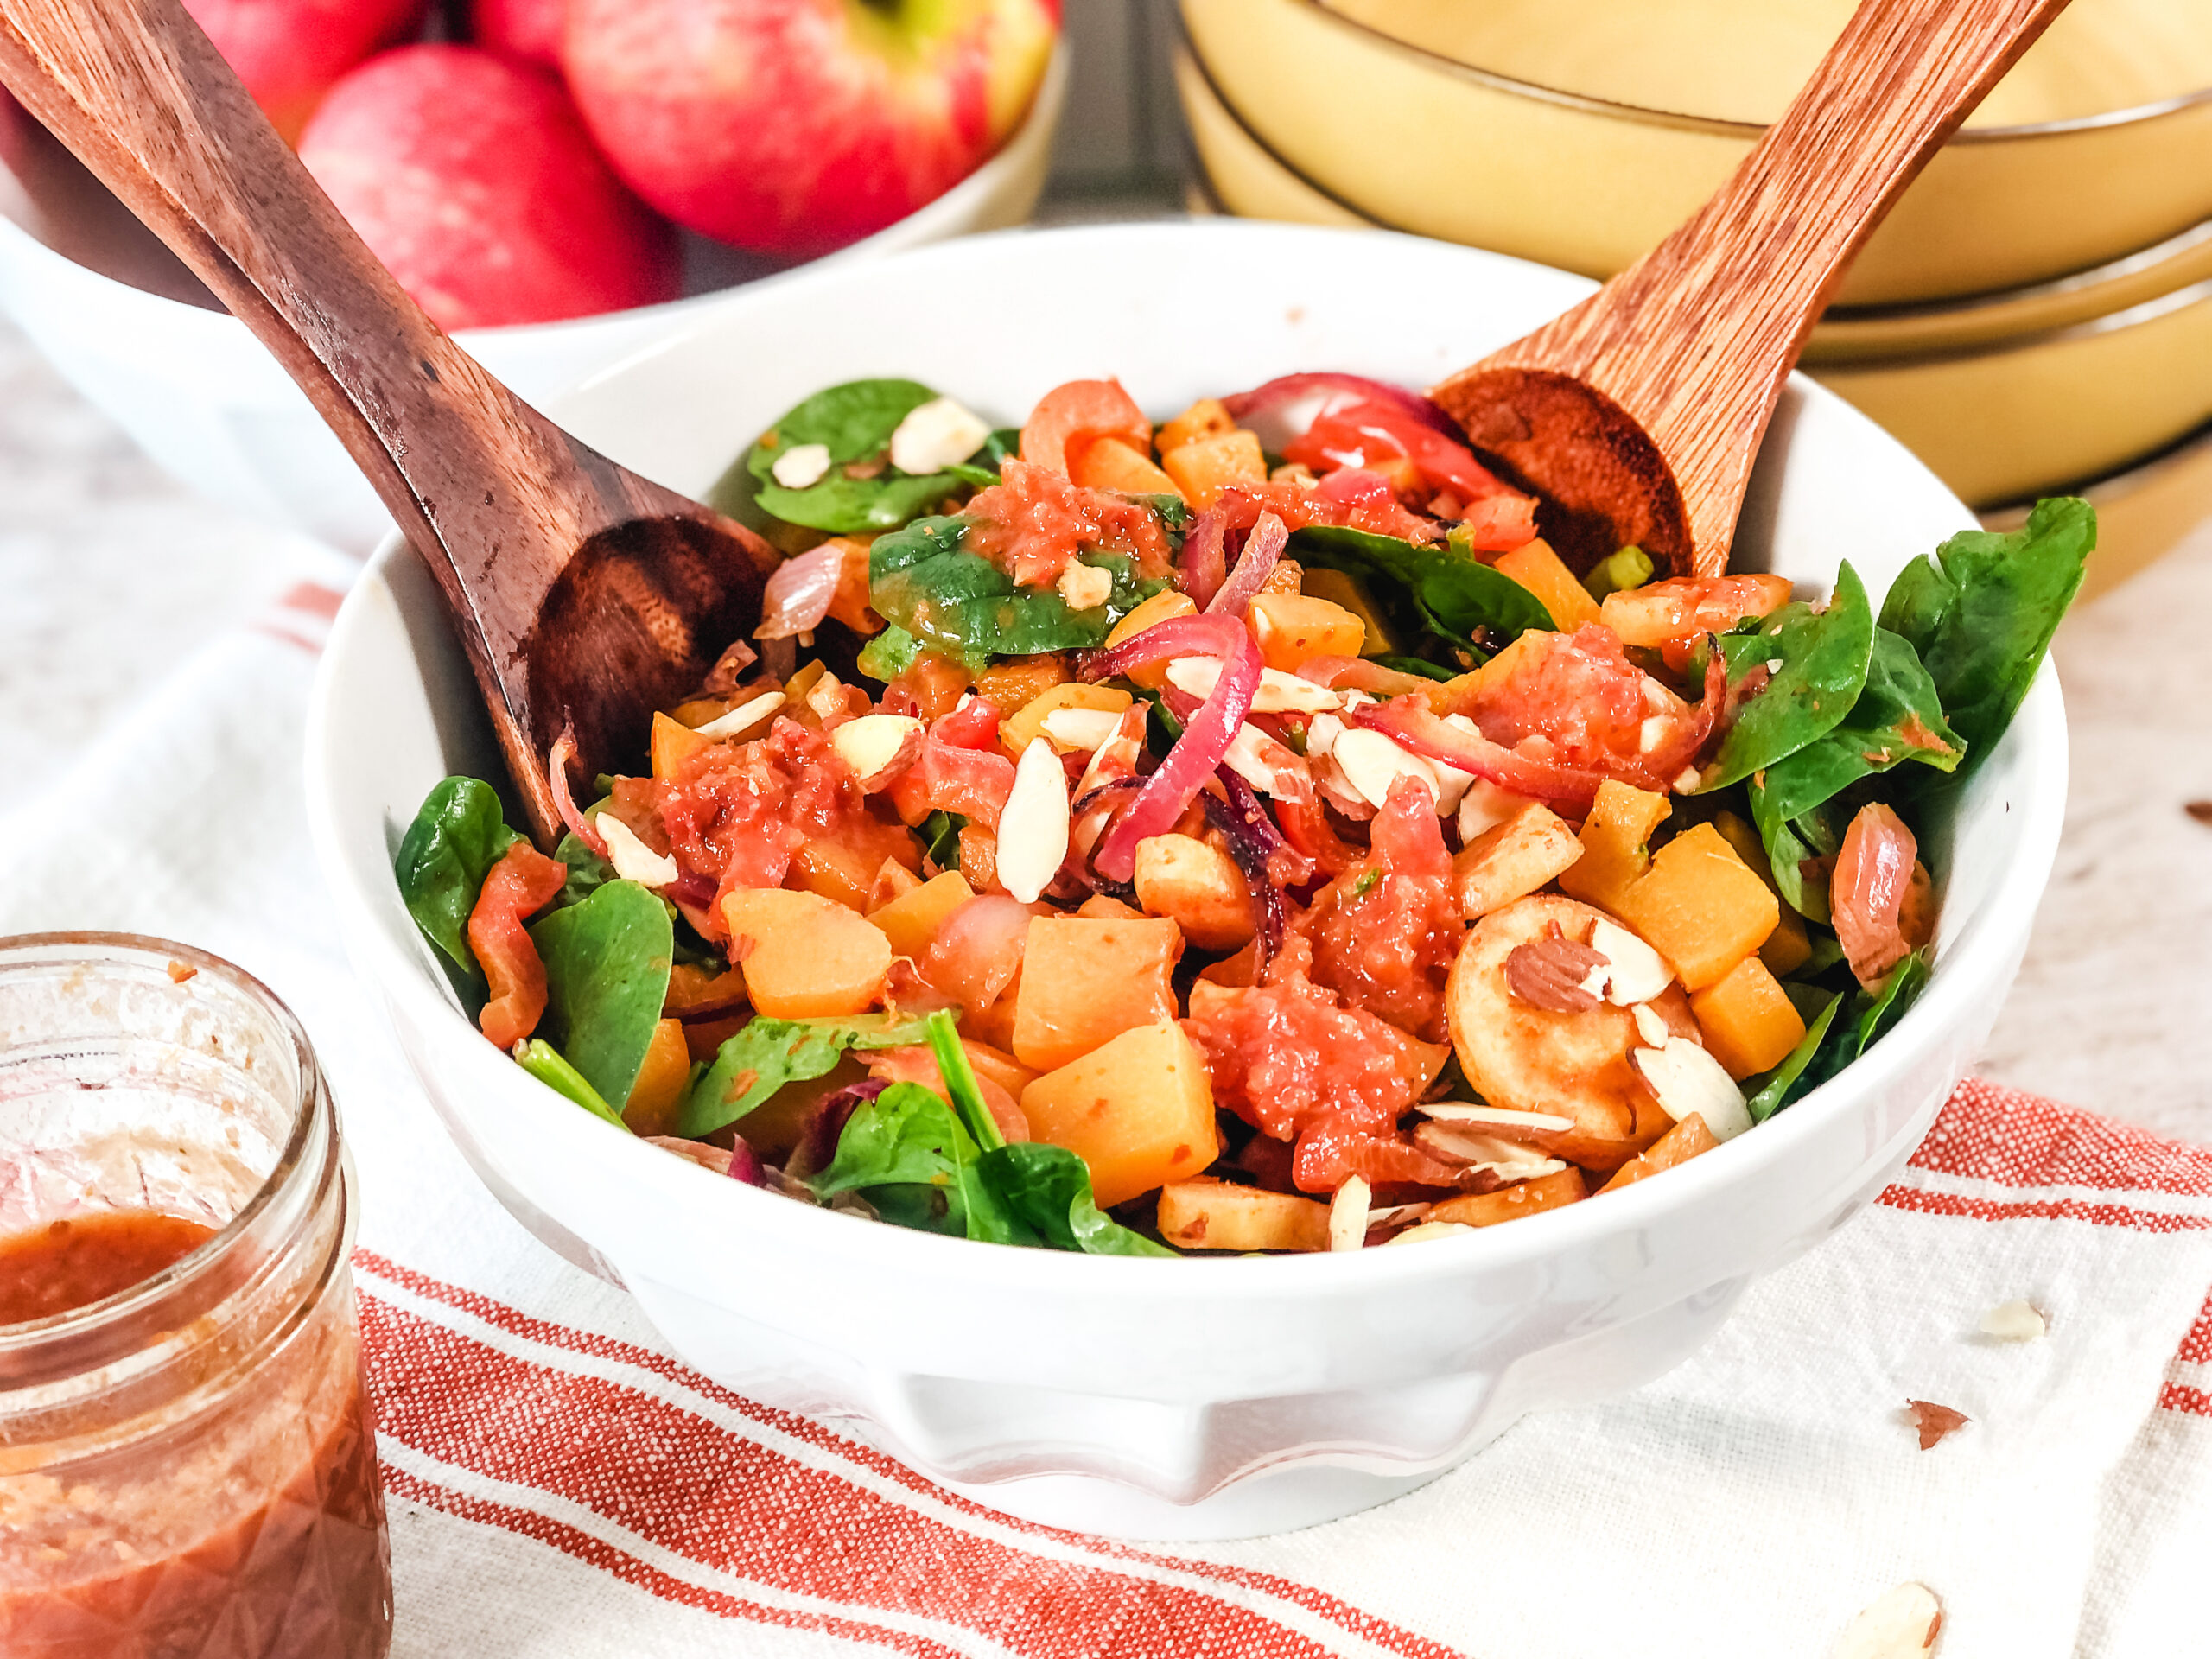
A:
[396,373,2092,1257]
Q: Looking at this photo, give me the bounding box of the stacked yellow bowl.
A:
[1179,0,2212,594]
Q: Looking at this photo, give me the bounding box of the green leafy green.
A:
[1878,496,2092,773]
[1745,991,1843,1122]
[1700,562,1876,792]
[748,379,987,533]
[1370,654,1458,683]
[918,810,966,869]
[1289,524,1553,653]
[1750,628,1964,826]
[869,516,1166,670]
[678,1011,935,1137]
[393,777,524,1000]
[976,1141,1178,1256]
[855,624,922,683]
[925,1009,1004,1151]
[1750,787,1845,924]
[530,880,674,1108]
[810,1080,1032,1245]
[1583,545,1654,601]
[1789,950,1934,1102]
[513,1039,629,1130]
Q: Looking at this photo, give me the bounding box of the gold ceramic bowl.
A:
[1181,0,2212,307]
[1179,49,2212,511]
[1982,421,2212,602]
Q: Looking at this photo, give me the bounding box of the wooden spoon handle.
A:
[1456,0,2072,569]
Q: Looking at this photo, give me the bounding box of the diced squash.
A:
[1492,538,1601,632]
[1608,823,1780,992]
[721,887,892,1018]
[1104,589,1198,688]
[960,976,1021,1051]
[974,654,1070,721]
[1011,915,1181,1072]
[664,963,747,1062]
[784,659,830,707]
[1711,810,1814,976]
[1689,956,1808,1080]
[867,857,922,912]
[1259,558,1304,596]
[1296,567,1399,657]
[1075,893,1142,921]
[1452,804,1583,918]
[1557,780,1672,911]
[671,696,733,728]
[652,710,713,780]
[1133,834,1255,952]
[1197,939,1260,988]
[1160,429,1267,509]
[620,1018,692,1137]
[1001,682,1134,757]
[865,869,975,959]
[884,652,971,721]
[1154,397,1236,455]
[1247,592,1365,671]
[1020,1021,1220,1207]
[1425,631,1542,718]
[1599,1112,1719,1192]
[788,837,879,912]
[1156,1179,1328,1252]
[959,1039,1038,1102]
[1429,1166,1587,1228]
[1071,435,1180,498]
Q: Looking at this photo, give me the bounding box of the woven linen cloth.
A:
[2,582,2207,1659]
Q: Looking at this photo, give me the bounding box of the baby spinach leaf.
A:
[512,1039,630,1131]
[1700,562,1875,792]
[869,516,1166,670]
[1878,496,2093,773]
[810,1079,1033,1246]
[530,879,673,1109]
[1288,524,1553,652]
[1370,654,1458,683]
[679,1011,936,1137]
[925,1010,1001,1151]
[918,810,967,870]
[1745,991,1843,1122]
[1750,627,1964,825]
[1749,786,1846,924]
[748,379,984,533]
[394,776,524,1000]
[1789,948,1933,1100]
[977,1142,1179,1256]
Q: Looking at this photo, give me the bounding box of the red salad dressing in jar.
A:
[0,935,392,1659]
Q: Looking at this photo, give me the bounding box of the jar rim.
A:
[0,932,330,1360]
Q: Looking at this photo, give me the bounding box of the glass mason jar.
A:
[0,935,392,1658]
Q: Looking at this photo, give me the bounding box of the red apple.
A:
[298,45,681,330]
[181,0,429,140]
[563,0,1058,258]
[472,0,566,67]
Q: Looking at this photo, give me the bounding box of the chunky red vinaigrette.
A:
[0,1210,214,1325]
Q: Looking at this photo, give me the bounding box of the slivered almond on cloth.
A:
[3,592,2209,1658]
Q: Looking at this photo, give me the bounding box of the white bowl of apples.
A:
[0,0,1064,552]
[304,219,2069,1541]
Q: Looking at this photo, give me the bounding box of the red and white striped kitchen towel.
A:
[4,589,2209,1658]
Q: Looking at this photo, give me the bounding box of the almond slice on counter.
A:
[1979,1299,2048,1341]
[594,814,678,887]
[1630,1037,1752,1141]
[995,738,1071,904]
[888,395,992,476]
[830,713,925,791]
[1829,1583,1942,1659]
[692,689,785,741]
[1328,1175,1371,1252]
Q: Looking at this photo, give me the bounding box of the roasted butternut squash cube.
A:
[1071,435,1180,498]
[1599,1111,1719,1192]
[1103,589,1198,688]
[1557,780,1672,911]
[620,1018,692,1137]
[865,869,974,960]
[1429,1166,1587,1228]
[1154,397,1236,455]
[652,710,713,780]
[1452,804,1583,918]
[1020,1021,1219,1207]
[1297,567,1399,657]
[1608,823,1780,992]
[1001,682,1134,757]
[1155,1179,1326,1252]
[1160,430,1266,509]
[1689,956,1808,1079]
[1423,631,1543,719]
[1247,592,1365,671]
[1011,915,1182,1071]
[721,887,892,1018]
[1134,834,1255,951]
[973,654,1071,721]
[1492,537,1601,632]
[788,837,879,912]
[1711,810,1815,977]
[1075,893,1142,921]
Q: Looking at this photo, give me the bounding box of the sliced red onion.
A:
[668,870,719,911]
[1079,613,1262,884]
[1223,372,1458,437]
[1177,507,1229,607]
[1203,775,1289,975]
[547,723,607,859]
[1205,511,1288,618]
[1355,696,1615,813]
[700,637,759,696]
[726,1135,766,1187]
[794,1077,890,1179]
[753,543,844,641]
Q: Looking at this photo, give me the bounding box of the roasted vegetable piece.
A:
[1556,781,1671,911]
[1429,1166,1588,1228]
[1157,1180,1330,1252]
[620,1018,692,1136]
[1452,803,1583,919]
[468,841,568,1048]
[1492,538,1600,632]
[721,887,893,1018]
[1134,834,1256,952]
[1011,915,1183,1072]
[1598,1111,1719,1192]
[1019,1019,1219,1207]
[866,870,976,959]
[1607,823,1780,992]
[1688,957,1808,1080]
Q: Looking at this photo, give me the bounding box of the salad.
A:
[395,372,2092,1256]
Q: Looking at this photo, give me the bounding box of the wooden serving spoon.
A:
[1432,0,2074,578]
[0,0,779,848]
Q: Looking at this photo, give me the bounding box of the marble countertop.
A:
[2,316,2206,1146]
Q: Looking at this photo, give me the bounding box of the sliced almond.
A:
[594,813,679,887]
[1630,1038,1752,1141]
[1382,1220,1478,1246]
[1331,726,1439,811]
[1328,1174,1371,1252]
[1592,918,1675,1006]
[995,737,1071,904]
[829,713,925,791]
[888,394,992,476]
[1631,1001,1672,1048]
[1075,707,1147,799]
[1457,779,1534,842]
[1057,562,1115,612]
[692,689,785,741]
[1304,711,1346,759]
[1222,722,1306,797]
[1829,1583,1942,1659]
[1979,1299,2048,1341]
[770,442,832,489]
[1419,1101,1576,1134]
[804,670,848,721]
[1365,1201,1432,1230]
[1411,1122,1567,1182]
[1166,658,1343,715]
[1039,706,1124,753]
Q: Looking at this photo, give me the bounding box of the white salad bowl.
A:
[305,221,2068,1541]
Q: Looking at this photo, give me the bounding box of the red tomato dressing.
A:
[0,1209,215,1325]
